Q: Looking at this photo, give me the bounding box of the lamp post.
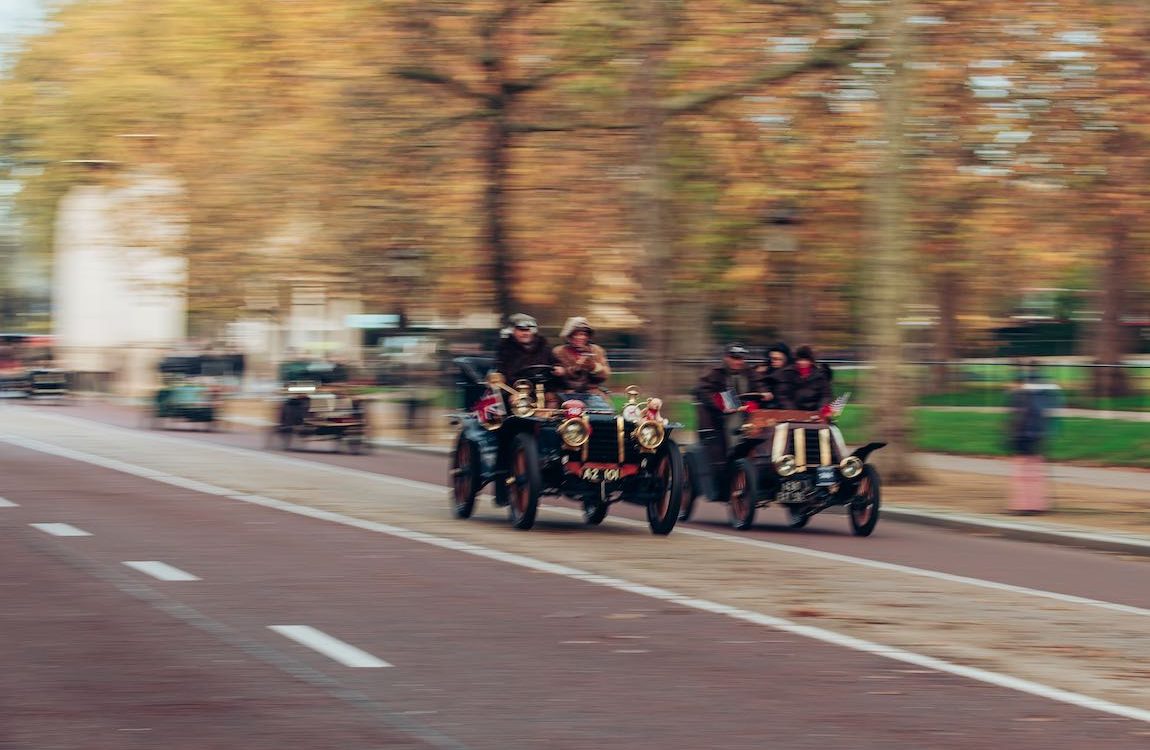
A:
[763,203,804,343]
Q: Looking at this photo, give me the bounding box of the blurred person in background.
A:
[1007,362,1061,515]
[694,343,753,493]
[777,344,834,415]
[552,316,611,410]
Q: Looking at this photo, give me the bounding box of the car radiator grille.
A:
[792,426,832,468]
[583,417,641,464]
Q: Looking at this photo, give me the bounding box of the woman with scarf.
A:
[777,344,834,415]
[552,317,612,411]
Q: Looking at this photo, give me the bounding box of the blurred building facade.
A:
[52,164,188,395]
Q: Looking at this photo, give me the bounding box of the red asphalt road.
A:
[25,399,1150,613]
[2,440,1148,749]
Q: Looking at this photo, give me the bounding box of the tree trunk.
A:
[482,114,515,320]
[864,0,919,483]
[1093,215,1130,397]
[634,0,674,398]
[931,270,959,393]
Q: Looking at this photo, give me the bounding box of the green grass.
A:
[838,409,1150,469]
[657,400,1150,469]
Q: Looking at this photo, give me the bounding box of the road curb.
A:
[884,506,1150,558]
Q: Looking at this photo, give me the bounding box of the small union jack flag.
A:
[474,388,506,422]
[713,389,741,413]
[828,392,851,418]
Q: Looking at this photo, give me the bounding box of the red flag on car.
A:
[474,388,506,423]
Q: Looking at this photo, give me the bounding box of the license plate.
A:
[580,467,621,482]
[816,466,836,487]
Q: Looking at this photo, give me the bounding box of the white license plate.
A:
[816,467,836,486]
[580,467,621,482]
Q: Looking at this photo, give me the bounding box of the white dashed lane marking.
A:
[122,561,201,582]
[30,522,91,537]
[0,496,18,507]
[269,625,393,668]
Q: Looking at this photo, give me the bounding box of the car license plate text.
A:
[581,467,621,482]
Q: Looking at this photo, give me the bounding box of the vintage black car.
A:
[268,383,369,454]
[25,368,72,401]
[151,379,220,430]
[449,357,683,534]
[680,406,883,536]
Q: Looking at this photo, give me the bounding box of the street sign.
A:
[345,314,400,329]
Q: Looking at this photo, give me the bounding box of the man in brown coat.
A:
[552,317,612,410]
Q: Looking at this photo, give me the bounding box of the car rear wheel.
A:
[450,435,480,519]
[647,442,683,536]
[849,465,881,537]
[727,458,757,531]
[678,448,700,522]
[508,433,542,530]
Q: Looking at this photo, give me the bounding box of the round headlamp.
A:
[558,418,590,448]
[839,455,864,480]
[774,454,797,477]
[513,397,534,417]
[633,420,665,450]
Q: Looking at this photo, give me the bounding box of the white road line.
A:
[269,625,393,668]
[30,522,91,537]
[122,561,201,582]
[0,496,18,507]
[30,524,92,536]
[2,432,1148,724]
[3,423,1149,620]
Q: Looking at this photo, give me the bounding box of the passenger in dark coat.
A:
[777,344,834,413]
[752,342,792,408]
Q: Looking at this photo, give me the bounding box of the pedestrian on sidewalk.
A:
[1007,362,1058,514]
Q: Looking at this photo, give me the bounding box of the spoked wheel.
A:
[450,435,481,519]
[647,441,683,536]
[583,499,609,526]
[508,433,542,530]
[849,464,881,537]
[678,449,700,522]
[727,458,757,531]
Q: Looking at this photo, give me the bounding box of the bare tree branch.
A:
[507,120,637,133]
[662,37,868,115]
[393,67,486,101]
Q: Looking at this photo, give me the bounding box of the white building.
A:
[52,165,188,394]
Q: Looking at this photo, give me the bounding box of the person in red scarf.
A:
[552,317,612,410]
[777,344,834,417]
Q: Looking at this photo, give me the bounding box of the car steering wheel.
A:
[516,364,556,384]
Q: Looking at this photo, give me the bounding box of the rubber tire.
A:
[727,458,758,531]
[849,464,882,537]
[583,500,609,526]
[678,448,700,522]
[450,435,481,519]
[647,442,683,536]
[347,437,366,455]
[508,433,542,530]
[280,430,293,452]
[786,506,810,529]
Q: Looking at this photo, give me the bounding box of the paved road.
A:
[29,400,1150,613]
[3,438,1149,749]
